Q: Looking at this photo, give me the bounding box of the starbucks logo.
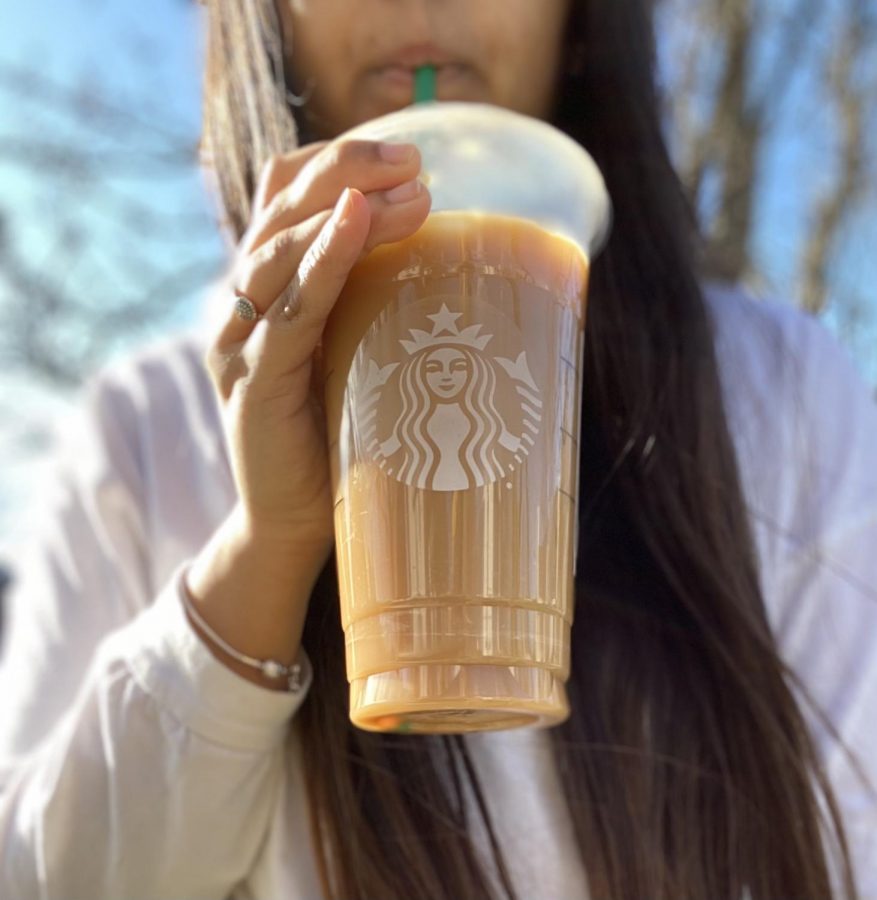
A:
[353,300,543,491]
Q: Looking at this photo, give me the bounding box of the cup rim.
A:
[341,101,612,259]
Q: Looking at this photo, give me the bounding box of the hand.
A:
[206,138,431,560]
[185,139,431,686]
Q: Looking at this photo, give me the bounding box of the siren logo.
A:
[354,299,543,491]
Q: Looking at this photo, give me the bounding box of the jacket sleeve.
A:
[0,364,312,900]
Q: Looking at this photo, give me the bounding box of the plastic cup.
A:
[322,102,611,734]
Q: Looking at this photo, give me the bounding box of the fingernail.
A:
[384,179,422,204]
[379,141,416,164]
[331,187,353,227]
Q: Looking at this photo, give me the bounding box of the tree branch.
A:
[800,0,871,314]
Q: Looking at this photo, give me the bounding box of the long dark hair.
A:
[201,1,862,896]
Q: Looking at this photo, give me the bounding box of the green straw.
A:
[413,65,437,103]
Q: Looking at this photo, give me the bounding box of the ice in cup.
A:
[321,103,611,734]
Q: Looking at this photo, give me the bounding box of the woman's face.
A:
[279,0,572,138]
[424,347,471,401]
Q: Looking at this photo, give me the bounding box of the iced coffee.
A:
[321,103,610,733]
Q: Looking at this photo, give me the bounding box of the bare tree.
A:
[0,60,223,387]
[799,0,875,314]
[658,0,877,320]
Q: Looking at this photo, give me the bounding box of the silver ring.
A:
[233,291,261,322]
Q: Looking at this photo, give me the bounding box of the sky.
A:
[0,0,221,553]
[1,0,875,558]
[3,0,202,125]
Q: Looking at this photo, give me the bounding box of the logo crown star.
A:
[399,303,493,355]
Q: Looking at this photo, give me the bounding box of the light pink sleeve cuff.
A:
[101,563,314,752]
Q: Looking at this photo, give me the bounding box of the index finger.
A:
[252,141,330,212]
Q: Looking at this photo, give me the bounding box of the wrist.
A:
[234,504,334,576]
[180,571,305,692]
[184,505,331,689]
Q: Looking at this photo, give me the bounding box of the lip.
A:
[367,62,470,100]
[372,42,460,70]
[367,42,469,93]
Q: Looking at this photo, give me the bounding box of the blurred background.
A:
[1,0,876,612]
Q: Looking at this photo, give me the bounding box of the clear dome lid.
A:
[341,101,612,259]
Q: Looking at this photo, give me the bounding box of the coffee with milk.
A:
[321,104,610,734]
